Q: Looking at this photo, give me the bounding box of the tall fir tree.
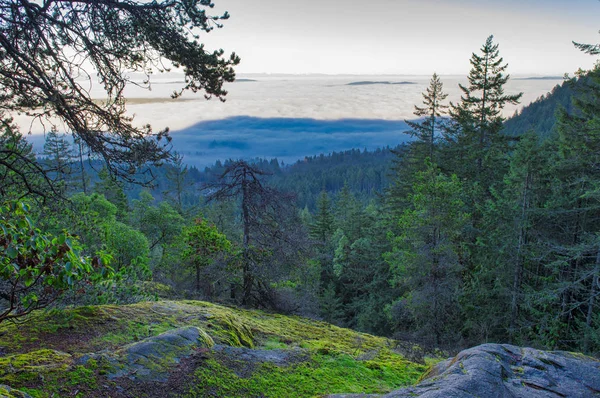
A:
[163,152,192,215]
[443,35,522,190]
[386,162,469,345]
[42,129,74,193]
[462,132,551,344]
[386,75,449,224]
[310,190,336,289]
[310,190,334,243]
[441,36,523,304]
[405,73,448,164]
[535,67,600,353]
[73,136,90,194]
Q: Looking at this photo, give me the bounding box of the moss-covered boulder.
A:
[101,326,214,382]
[0,300,429,397]
[331,343,600,398]
[0,384,33,398]
[0,349,72,386]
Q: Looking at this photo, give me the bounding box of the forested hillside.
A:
[503,77,577,137]
[50,145,401,211]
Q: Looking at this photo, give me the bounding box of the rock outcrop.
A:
[2,301,598,397]
[80,326,214,382]
[0,384,32,398]
[331,343,600,398]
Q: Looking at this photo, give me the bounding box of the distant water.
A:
[20,74,564,166]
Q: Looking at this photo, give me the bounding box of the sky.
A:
[201,0,600,75]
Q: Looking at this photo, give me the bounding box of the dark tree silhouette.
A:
[0,0,239,189]
[207,160,309,307]
[0,117,56,200]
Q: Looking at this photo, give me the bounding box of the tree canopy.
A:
[0,0,239,189]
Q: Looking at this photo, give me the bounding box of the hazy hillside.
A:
[503,78,576,137]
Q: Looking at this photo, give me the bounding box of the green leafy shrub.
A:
[0,201,113,322]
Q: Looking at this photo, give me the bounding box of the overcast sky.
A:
[201,0,600,75]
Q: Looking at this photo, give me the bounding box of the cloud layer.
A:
[171,116,411,166]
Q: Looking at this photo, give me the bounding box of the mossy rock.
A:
[1,301,431,397]
[107,326,214,382]
[210,313,254,348]
[0,384,33,398]
[371,344,600,398]
[0,349,72,386]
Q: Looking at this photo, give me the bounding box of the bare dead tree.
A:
[206,160,311,308]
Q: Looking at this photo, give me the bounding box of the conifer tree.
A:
[386,75,449,222]
[463,132,551,344]
[163,152,192,215]
[405,73,448,163]
[310,190,334,243]
[441,36,523,305]
[73,137,90,195]
[207,161,308,307]
[334,184,364,241]
[310,190,336,289]
[386,162,469,345]
[537,67,600,352]
[42,129,74,192]
[444,35,522,187]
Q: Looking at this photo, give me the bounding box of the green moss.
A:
[99,319,173,346]
[0,300,433,396]
[198,328,215,348]
[0,385,32,398]
[188,350,427,398]
[565,351,598,361]
[0,349,103,397]
[415,357,446,383]
[263,337,289,350]
[210,313,254,348]
[0,300,414,357]
[179,300,392,356]
[0,349,72,385]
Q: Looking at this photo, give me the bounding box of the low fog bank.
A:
[169,116,412,167]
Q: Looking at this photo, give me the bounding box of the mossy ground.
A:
[190,349,425,397]
[0,300,432,397]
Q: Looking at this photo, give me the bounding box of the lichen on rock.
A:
[97,326,214,382]
[0,384,33,398]
[330,343,600,398]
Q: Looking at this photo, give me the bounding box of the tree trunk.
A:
[477,55,489,176]
[509,171,531,342]
[196,262,200,293]
[583,249,600,353]
[77,139,87,194]
[241,170,252,305]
